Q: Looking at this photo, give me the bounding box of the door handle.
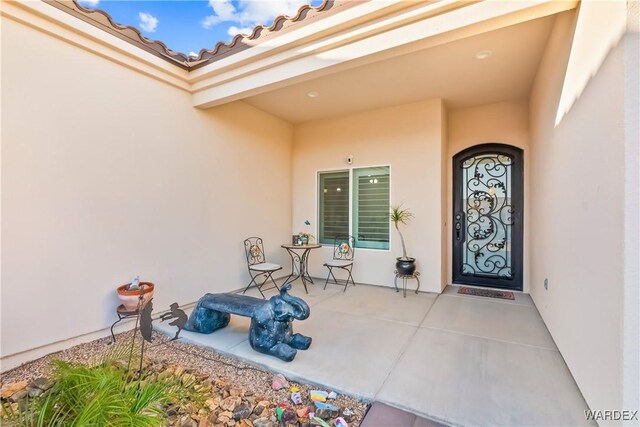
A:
[455,212,465,241]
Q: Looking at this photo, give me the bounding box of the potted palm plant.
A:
[390,205,416,275]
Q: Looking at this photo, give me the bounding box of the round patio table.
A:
[281,243,321,294]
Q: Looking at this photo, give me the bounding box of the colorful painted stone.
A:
[310,390,329,402]
[272,373,289,390]
[291,391,303,405]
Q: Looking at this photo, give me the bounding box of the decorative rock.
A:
[290,391,302,405]
[220,396,242,412]
[271,374,289,390]
[198,417,213,427]
[314,402,339,420]
[233,403,252,421]
[297,407,310,418]
[26,386,43,398]
[10,389,28,403]
[205,398,218,411]
[179,415,198,427]
[282,409,297,424]
[1,381,28,399]
[334,417,348,427]
[216,415,231,424]
[31,377,54,391]
[341,409,354,423]
[230,388,242,397]
[310,390,328,402]
[253,417,274,427]
[253,404,266,416]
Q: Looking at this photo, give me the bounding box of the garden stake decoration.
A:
[125,288,150,377]
[160,303,188,340]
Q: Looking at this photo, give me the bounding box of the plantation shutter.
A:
[318,171,349,244]
[353,166,390,249]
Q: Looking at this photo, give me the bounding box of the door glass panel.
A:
[462,154,514,279]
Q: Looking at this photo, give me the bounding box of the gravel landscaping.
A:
[1,331,368,426]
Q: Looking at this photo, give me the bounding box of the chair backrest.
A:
[244,237,267,266]
[332,234,355,261]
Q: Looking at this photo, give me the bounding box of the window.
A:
[318,171,349,243]
[318,166,390,249]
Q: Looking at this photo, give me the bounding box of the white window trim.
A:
[316,164,392,251]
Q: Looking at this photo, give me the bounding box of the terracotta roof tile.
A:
[45,0,350,71]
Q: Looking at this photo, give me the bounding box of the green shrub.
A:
[1,359,176,427]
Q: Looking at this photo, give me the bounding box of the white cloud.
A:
[202,0,311,33]
[201,15,221,30]
[227,25,254,37]
[138,12,159,33]
[239,0,309,25]
[209,0,237,21]
[78,0,100,6]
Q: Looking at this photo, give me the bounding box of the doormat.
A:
[457,286,515,300]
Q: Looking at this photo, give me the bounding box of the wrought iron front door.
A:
[453,144,523,290]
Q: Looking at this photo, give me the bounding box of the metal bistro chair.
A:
[243,237,282,298]
[323,234,356,292]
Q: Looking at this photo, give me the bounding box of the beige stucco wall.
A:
[446,100,531,292]
[1,17,293,364]
[529,8,639,416]
[291,99,446,292]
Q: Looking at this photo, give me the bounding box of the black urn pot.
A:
[396,257,416,276]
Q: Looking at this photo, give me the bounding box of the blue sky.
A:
[77,0,322,56]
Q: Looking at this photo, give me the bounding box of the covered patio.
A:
[155,282,590,425]
[1,0,638,426]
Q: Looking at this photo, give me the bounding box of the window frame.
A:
[316,164,391,251]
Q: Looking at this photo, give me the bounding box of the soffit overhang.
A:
[2,0,579,110]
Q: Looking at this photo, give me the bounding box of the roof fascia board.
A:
[192,0,578,108]
[189,0,469,93]
[2,0,191,92]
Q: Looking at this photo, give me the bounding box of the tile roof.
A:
[45,0,349,71]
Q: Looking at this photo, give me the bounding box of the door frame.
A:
[452,143,524,291]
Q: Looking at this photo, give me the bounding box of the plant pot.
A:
[396,257,416,276]
[116,282,154,311]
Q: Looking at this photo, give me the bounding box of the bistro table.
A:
[281,243,322,294]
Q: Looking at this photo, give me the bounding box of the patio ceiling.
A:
[243,14,557,123]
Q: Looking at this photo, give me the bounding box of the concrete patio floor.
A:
[155,281,592,426]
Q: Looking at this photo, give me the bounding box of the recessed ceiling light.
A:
[475,50,492,60]
[307,91,320,98]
